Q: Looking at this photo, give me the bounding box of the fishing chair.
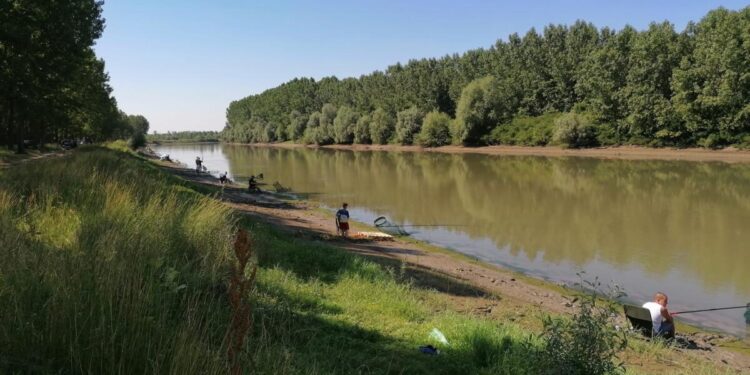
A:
[623,305,654,338]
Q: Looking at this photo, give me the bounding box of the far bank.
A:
[219,142,750,163]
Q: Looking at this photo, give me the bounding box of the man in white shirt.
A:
[643,292,675,339]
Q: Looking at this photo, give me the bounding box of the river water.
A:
[155,143,750,337]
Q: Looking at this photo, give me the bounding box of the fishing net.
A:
[374,216,410,236]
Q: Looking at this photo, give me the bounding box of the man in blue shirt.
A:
[335,203,350,237]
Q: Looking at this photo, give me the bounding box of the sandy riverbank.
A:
[233,142,750,163]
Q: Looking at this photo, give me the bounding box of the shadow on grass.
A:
[249,298,540,374]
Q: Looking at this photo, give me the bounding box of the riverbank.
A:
[3,146,747,373]
[238,142,750,163]
[155,153,750,374]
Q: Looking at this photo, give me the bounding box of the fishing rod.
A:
[672,304,749,315]
[375,224,468,228]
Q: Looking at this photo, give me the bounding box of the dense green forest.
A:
[147,131,220,143]
[224,6,750,149]
[0,0,148,152]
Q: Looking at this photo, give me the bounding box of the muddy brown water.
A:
[155,143,750,337]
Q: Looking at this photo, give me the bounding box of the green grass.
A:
[0,146,739,374]
[0,144,62,165]
[245,217,548,374]
[0,147,235,373]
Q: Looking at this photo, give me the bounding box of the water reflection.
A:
[155,143,750,335]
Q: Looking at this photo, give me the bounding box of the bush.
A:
[333,106,359,144]
[354,115,372,144]
[489,113,558,146]
[369,108,395,144]
[539,277,627,375]
[128,131,146,149]
[394,107,424,145]
[416,111,452,147]
[302,111,333,145]
[453,76,518,145]
[287,110,307,141]
[552,113,598,148]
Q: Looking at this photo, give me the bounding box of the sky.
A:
[94,1,750,133]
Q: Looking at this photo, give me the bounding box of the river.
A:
[154,143,750,337]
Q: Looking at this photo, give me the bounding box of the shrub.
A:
[552,113,598,148]
[539,277,627,375]
[394,107,424,145]
[287,110,307,141]
[453,76,518,145]
[369,108,395,144]
[416,111,452,147]
[333,106,359,144]
[354,115,372,144]
[489,113,558,146]
[302,111,333,145]
[128,131,146,149]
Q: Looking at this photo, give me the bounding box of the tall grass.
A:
[0,147,236,373]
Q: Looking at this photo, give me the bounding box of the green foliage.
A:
[369,108,395,144]
[333,106,359,144]
[302,110,333,145]
[672,7,750,144]
[416,111,452,147]
[223,6,750,149]
[453,76,516,145]
[490,113,559,146]
[353,114,372,144]
[394,107,424,145]
[128,131,146,149]
[539,278,628,375]
[302,112,321,144]
[286,110,307,141]
[0,0,129,150]
[147,131,220,143]
[553,113,598,148]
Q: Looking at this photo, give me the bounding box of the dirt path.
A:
[157,159,750,373]
[242,142,750,163]
[0,150,65,169]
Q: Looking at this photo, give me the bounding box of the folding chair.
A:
[623,304,653,338]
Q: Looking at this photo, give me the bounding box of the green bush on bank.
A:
[370,108,395,145]
[333,106,358,144]
[395,107,424,145]
[416,111,452,147]
[490,113,559,146]
[354,114,372,144]
[553,112,599,148]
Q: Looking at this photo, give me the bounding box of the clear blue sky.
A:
[94,0,749,133]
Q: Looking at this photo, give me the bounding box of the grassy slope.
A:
[0,146,737,374]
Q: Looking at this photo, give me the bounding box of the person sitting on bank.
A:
[195,157,203,173]
[335,203,350,237]
[219,171,228,185]
[248,175,258,191]
[643,292,675,339]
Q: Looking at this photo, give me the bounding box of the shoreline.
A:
[223,142,750,163]
[153,156,750,372]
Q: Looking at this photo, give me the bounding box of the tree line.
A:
[147,131,220,143]
[1,0,148,153]
[223,6,750,149]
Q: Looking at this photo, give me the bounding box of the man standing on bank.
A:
[643,292,675,339]
[335,203,350,237]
